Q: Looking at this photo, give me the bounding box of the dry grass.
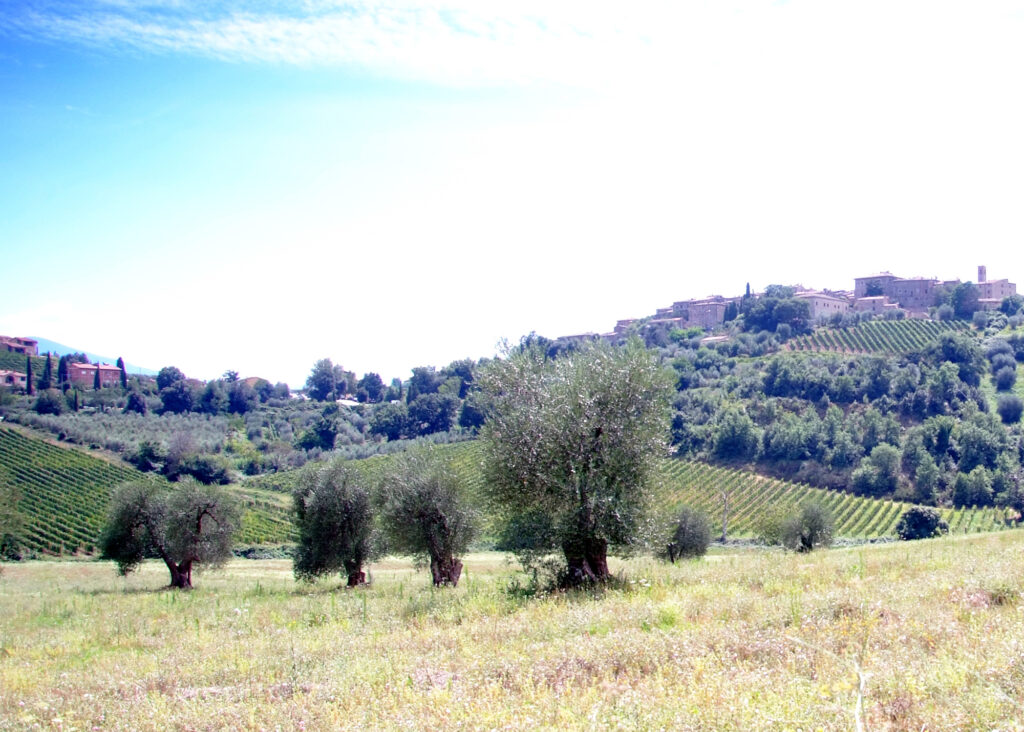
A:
[2,533,1024,730]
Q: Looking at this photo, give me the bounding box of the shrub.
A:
[994,366,1017,392]
[780,501,833,552]
[33,389,65,416]
[176,454,233,485]
[895,506,948,540]
[756,506,788,546]
[123,390,148,415]
[997,394,1024,425]
[665,506,711,561]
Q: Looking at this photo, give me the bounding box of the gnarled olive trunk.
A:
[562,536,610,584]
[429,555,463,587]
[344,559,367,587]
[165,558,193,589]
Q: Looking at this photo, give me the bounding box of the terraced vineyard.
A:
[7,422,1008,557]
[254,442,1011,541]
[655,459,1011,537]
[0,350,47,377]
[787,319,971,355]
[0,426,293,555]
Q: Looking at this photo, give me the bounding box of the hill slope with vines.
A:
[787,318,970,355]
[0,426,293,555]
[249,441,1013,542]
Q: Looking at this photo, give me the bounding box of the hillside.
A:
[0,426,293,555]
[248,441,1013,541]
[655,459,1011,537]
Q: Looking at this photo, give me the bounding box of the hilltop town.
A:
[560,265,1018,342]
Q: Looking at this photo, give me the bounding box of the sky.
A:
[3,1,1024,387]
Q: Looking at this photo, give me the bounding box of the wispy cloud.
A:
[1,1,654,87]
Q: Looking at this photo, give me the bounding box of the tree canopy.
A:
[99,479,240,588]
[478,338,673,583]
[375,448,477,587]
[292,460,377,586]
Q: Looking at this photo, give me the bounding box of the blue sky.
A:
[3,1,1024,387]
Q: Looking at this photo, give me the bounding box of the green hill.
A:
[249,441,1013,542]
[0,426,293,555]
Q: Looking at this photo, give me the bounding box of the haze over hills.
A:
[30,338,157,376]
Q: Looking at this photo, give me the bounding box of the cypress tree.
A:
[93,366,101,390]
[26,356,34,396]
[57,356,69,392]
[117,357,127,389]
[40,352,52,390]
[73,390,80,412]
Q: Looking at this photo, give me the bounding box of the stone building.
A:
[794,291,850,320]
[977,265,1016,307]
[0,336,38,356]
[68,362,122,389]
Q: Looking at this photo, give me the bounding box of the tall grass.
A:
[2,533,1023,729]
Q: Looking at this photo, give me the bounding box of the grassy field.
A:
[2,532,1023,730]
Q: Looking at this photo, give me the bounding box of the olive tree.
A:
[376,448,477,587]
[293,461,377,587]
[781,500,834,552]
[478,338,673,584]
[100,479,240,589]
[895,506,949,540]
[665,506,711,562]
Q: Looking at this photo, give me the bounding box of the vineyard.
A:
[787,318,971,355]
[252,442,1011,542]
[0,426,293,555]
[4,424,1012,558]
[0,350,47,376]
[654,459,1011,537]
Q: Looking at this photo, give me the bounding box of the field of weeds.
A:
[2,533,1024,730]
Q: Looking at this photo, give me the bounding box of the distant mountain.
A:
[31,338,157,376]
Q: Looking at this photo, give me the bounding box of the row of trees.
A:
[155,367,289,416]
[102,339,674,588]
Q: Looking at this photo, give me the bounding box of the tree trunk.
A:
[429,555,463,587]
[166,559,193,589]
[343,559,366,587]
[721,489,730,543]
[562,536,610,584]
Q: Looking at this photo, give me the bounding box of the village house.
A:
[0,336,38,356]
[977,265,1017,310]
[68,362,122,389]
[794,291,850,320]
[854,272,937,312]
[0,370,27,391]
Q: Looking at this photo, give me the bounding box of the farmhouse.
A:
[0,336,38,356]
[68,362,122,389]
[0,370,27,390]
